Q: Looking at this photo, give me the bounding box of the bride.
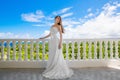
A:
[39,15,74,79]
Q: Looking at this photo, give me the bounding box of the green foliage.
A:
[0,41,120,60]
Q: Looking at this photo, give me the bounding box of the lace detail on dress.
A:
[42,26,74,79]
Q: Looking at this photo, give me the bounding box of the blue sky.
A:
[0,0,120,39]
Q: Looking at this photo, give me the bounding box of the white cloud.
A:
[20,1,120,39]
[61,12,73,18]
[62,18,81,27]
[32,24,46,27]
[62,1,120,39]
[24,6,73,27]
[84,13,94,18]
[21,10,45,22]
[40,1,120,39]
[87,8,92,12]
[52,7,72,15]
[0,32,33,39]
[32,22,53,27]
[102,2,120,16]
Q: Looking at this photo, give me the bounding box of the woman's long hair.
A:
[55,16,65,33]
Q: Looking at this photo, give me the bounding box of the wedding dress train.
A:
[42,26,74,79]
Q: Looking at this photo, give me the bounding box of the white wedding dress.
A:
[42,26,74,79]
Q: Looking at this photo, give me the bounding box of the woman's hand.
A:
[58,43,62,49]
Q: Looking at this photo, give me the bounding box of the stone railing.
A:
[0,38,120,68]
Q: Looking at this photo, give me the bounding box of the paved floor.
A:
[0,67,120,80]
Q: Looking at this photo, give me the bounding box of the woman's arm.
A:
[39,26,53,39]
[58,25,62,49]
[39,32,51,39]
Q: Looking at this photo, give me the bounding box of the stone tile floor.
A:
[0,67,120,80]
